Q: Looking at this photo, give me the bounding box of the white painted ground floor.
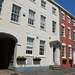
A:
[0,28,61,71]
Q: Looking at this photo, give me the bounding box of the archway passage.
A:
[0,33,17,69]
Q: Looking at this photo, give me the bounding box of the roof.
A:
[47,0,75,19]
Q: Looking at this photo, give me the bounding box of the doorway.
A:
[0,33,17,70]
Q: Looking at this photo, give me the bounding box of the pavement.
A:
[20,67,75,75]
[0,67,75,75]
[0,69,23,75]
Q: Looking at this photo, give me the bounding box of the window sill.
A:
[62,18,65,21]
[52,32,57,35]
[40,28,46,31]
[28,24,35,28]
[52,13,57,16]
[69,57,72,59]
[10,21,20,25]
[62,36,66,38]
[68,38,71,40]
[41,6,46,10]
[62,57,66,59]
[39,55,46,58]
[74,40,75,42]
[26,54,34,57]
[30,0,36,4]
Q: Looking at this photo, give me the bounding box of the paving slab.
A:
[0,69,23,75]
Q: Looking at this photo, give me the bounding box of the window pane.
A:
[28,10,35,25]
[26,37,34,54]
[11,5,20,22]
[39,41,45,55]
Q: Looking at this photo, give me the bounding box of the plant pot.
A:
[17,58,26,61]
[33,59,41,61]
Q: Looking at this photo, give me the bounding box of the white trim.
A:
[0,28,21,45]
[62,24,65,27]
[61,11,65,14]
[68,45,72,47]
[26,33,36,39]
[13,0,22,7]
[67,27,71,29]
[73,30,75,32]
[62,43,66,46]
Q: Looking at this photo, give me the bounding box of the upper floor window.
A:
[0,0,4,14]
[52,7,56,15]
[26,37,34,54]
[61,12,65,20]
[52,21,56,33]
[28,10,35,25]
[68,28,71,39]
[40,15,46,29]
[67,16,70,24]
[30,0,35,3]
[39,40,45,55]
[62,46,66,58]
[73,32,75,41]
[68,47,72,58]
[72,20,75,27]
[62,25,65,37]
[11,4,21,22]
[41,0,46,8]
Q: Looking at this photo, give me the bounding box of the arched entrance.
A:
[0,33,17,70]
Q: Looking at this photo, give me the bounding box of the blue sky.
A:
[54,0,75,16]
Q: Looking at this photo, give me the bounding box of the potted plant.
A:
[62,58,67,61]
[69,58,73,61]
[17,56,26,61]
[33,57,41,61]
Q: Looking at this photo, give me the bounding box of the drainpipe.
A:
[59,7,61,65]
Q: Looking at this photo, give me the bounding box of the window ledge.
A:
[26,54,34,57]
[28,24,35,28]
[62,57,66,59]
[30,0,36,4]
[62,36,66,38]
[39,55,46,58]
[41,6,46,10]
[52,32,57,35]
[62,18,65,21]
[69,57,72,59]
[74,40,75,42]
[68,38,71,40]
[52,13,57,16]
[40,28,46,31]
[10,21,20,25]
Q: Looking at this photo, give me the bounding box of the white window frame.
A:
[62,24,65,37]
[39,40,45,55]
[0,0,3,14]
[62,43,66,58]
[73,30,75,41]
[52,7,56,15]
[41,0,46,8]
[28,10,35,25]
[52,21,56,33]
[26,37,34,54]
[67,16,70,24]
[40,15,46,29]
[68,27,71,40]
[11,4,21,22]
[30,0,36,3]
[72,20,75,27]
[68,45,72,58]
[61,11,65,20]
